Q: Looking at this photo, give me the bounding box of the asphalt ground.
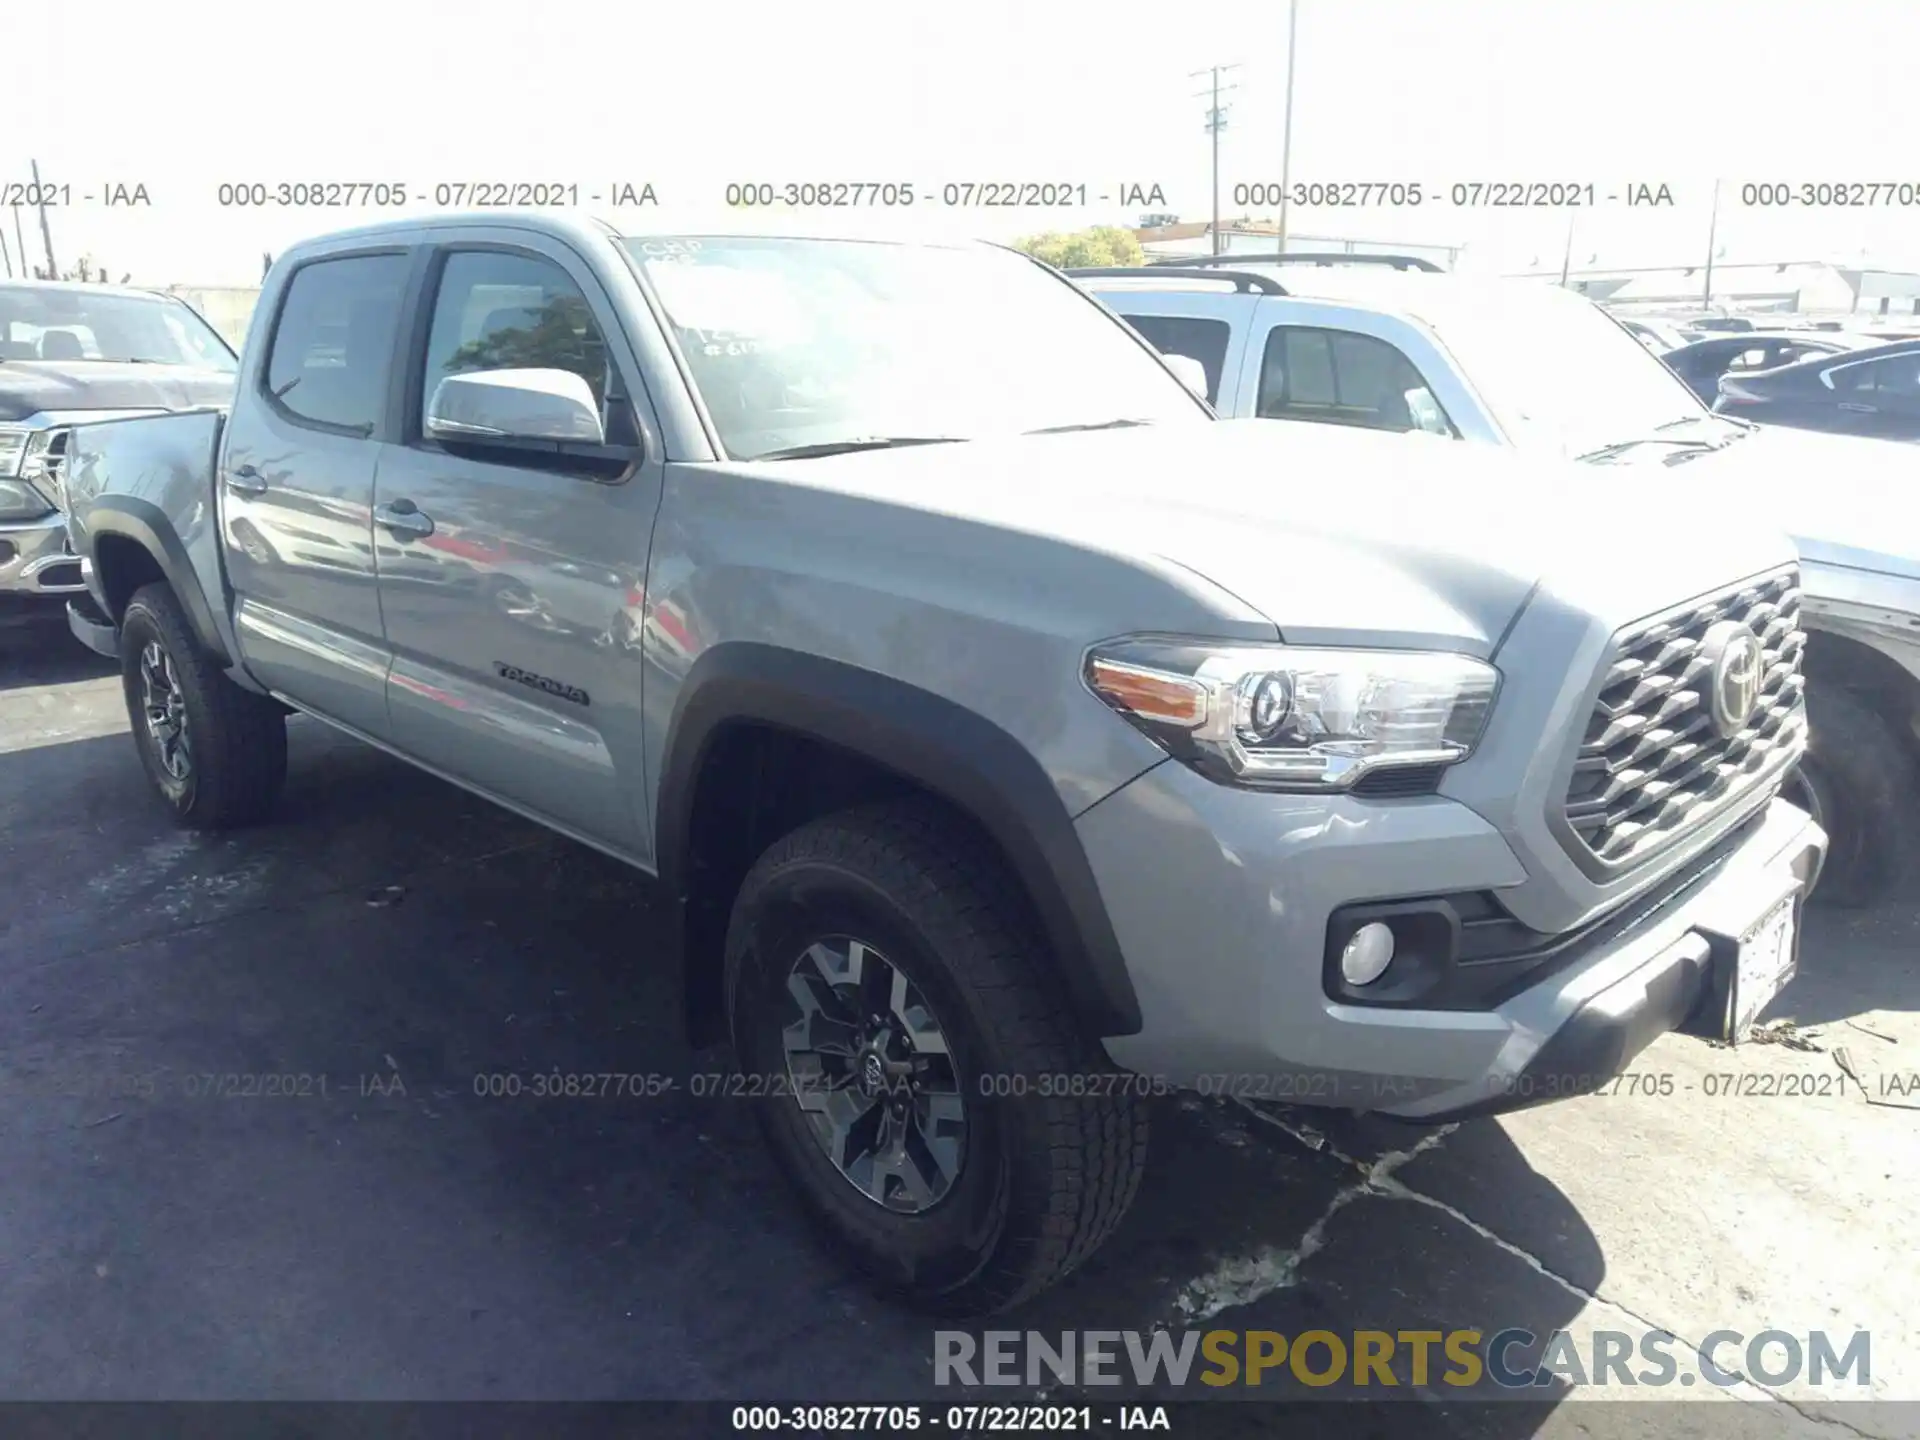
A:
[2,606,1915,1438]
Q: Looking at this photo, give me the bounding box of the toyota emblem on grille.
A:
[1703,619,1764,739]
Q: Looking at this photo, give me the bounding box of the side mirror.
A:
[1162,353,1211,402]
[1405,386,1450,436]
[426,368,606,446]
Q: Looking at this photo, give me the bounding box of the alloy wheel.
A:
[139,640,192,784]
[780,936,967,1213]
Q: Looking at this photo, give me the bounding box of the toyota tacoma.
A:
[59,214,1825,1313]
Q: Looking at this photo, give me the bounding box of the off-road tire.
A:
[120,581,287,830]
[1792,684,1915,908]
[725,800,1149,1315]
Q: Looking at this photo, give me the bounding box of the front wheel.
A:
[724,801,1148,1315]
[120,582,288,830]
[1791,685,1915,908]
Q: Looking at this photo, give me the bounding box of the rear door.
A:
[221,248,412,737]
[1825,352,1920,439]
[372,233,666,858]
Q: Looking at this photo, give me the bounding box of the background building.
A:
[1506,261,1920,319]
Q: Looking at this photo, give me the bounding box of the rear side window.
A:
[1256,326,1446,434]
[1119,314,1231,404]
[1836,355,1920,397]
[264,254,411,433]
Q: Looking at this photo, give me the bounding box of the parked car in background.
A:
[1713,338,1920,442]
[1073,256,1914,904]
[1,280,237,615]
[1616,316,1694,354]
[1689,315,1758,334]
[1662,331,1874,405]
[55,214,1824,1312]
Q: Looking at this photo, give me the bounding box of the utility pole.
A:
[0,224,11,278]
[31,159,58,278]
[1702,177,1722,310]
[13,206,29,280]
[1191,64,1240,255]
[1558,208,1577,287]
[1275,0,1300,253]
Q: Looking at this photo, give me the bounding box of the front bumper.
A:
[67,593,119,657]
[1079,759,1826,1121]
[0,510,88,596]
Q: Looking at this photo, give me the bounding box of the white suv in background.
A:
[1071,253,1682,454]
[1072,253,1920,910]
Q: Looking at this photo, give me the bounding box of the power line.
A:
[1191,64,1241,255]
[1276,1,1299,252]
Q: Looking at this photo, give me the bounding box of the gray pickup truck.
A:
[60,213,1826,1313]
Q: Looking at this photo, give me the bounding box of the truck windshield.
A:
[620,236,1207,460]
[1430,284,1710,459]
[0,284,237,371]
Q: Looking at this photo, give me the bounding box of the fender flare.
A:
[86,497,232,665]
[656,642,1144,1037]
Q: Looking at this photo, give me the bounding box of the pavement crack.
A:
[1169,1108,1457,1322]
[1233,1100,1885,1427]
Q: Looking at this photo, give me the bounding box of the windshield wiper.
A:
[1575,436,1721,464]
[1652,412,1754,444]
[748,436,967,462]
[1024,418,1155,435]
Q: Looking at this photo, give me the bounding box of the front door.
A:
[373,239,664,859]
[221,249,412,737]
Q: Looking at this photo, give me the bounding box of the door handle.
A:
[375,499,435,539]
[1838,402,1876,413]
[227,464,268,496]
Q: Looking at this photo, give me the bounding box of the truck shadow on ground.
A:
[0,722,1593,1427]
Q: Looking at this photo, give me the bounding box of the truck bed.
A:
[61,407,234,659]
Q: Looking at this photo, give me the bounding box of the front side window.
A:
[419,250,615,424]
[1119,314,1231,405]
[263,254,411,433]
[620,236,1207,460]
[1256,326,1447,434]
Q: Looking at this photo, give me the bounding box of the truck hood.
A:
[0,361,235,422]
[746,419,1797,656]
[1668,424,1920,581]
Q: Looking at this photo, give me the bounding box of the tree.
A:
[1014,226,1145,270]
[31,253,114,282]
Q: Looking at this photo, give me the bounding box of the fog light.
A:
[1340,922,1395,986]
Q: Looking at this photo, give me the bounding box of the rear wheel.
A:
[1792,685,1914,908]
[724,801,1148,1315]
[119,582,287,830]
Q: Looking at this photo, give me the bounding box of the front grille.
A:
[1562,567,1804,868]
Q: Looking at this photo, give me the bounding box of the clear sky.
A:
[5,0,1919,286]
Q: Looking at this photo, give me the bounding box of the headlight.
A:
[1085,637,1499,790]
[0,426,27,479]
[0,479,56,522]
[0,428,65,518]
[19,427,64,487]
